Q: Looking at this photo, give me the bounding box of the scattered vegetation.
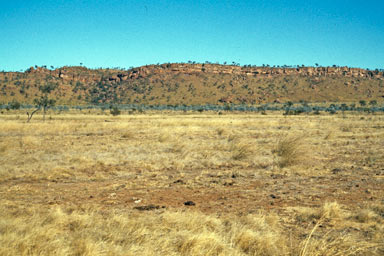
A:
[2,102,384,116]
[0,111,383,255]
[273,135,307,168]
[109,105,121,116]
[230,141,253,161]
[7,100,21,110]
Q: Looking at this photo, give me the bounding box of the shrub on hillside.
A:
[8,100,21,110]
[110,105,121,116]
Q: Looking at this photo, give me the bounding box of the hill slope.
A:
[1,63,383,105]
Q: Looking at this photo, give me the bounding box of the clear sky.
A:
[1,0,383,71]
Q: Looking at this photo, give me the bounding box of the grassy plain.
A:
[0,110,383,255]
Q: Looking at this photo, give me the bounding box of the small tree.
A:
[340,103,348,113]
[27,83,56,122]
[33,96,56,121]
[110,105,121,116]
[369,100,377,106]
[283,101,294,115]
[359,100,366,107]
[8,100,21,110]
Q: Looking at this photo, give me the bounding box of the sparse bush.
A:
[120,131,133,139]
[169,141,186,155]
[216,128,225,136]
[273,135,307,168]
[110,105,121,116]
[230,141,252,160]
[321,201,344,220]
[354,209,379,223]
[234,228,284,255]
[8,100,21,110]
[369,100,377,106]
[158,133,170,143]
[294,202,344,223]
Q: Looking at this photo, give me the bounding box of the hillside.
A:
[1,63,384,106]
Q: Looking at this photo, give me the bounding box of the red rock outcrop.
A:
[21,63,384,86]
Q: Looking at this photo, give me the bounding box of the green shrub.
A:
[110,106,121,116]
[8,100,21,110]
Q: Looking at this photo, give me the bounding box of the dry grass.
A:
[0,111,383,255]
[0,202,381,256]
[273,135,308,168]
[298,203,381,256]
[0,202,287,256]
[229,141,253,161]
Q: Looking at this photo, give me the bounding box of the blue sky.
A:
[1,0,383,71]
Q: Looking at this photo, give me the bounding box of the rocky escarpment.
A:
[127,63,384,80]
[1,63,384,105]
[24,63,384,85]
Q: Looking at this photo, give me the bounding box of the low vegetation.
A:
[0,110,383,255]
[2,101,384,116]
[273,135,307,168]
[1,202,381,255]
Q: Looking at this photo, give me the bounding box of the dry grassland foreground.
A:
[0,111,383,255]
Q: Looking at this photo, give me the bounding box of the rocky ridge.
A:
[1,63,384,105]
[25,63,384,84]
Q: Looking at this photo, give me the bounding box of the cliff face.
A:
[1,63,384,105]
[128,63,384,80]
